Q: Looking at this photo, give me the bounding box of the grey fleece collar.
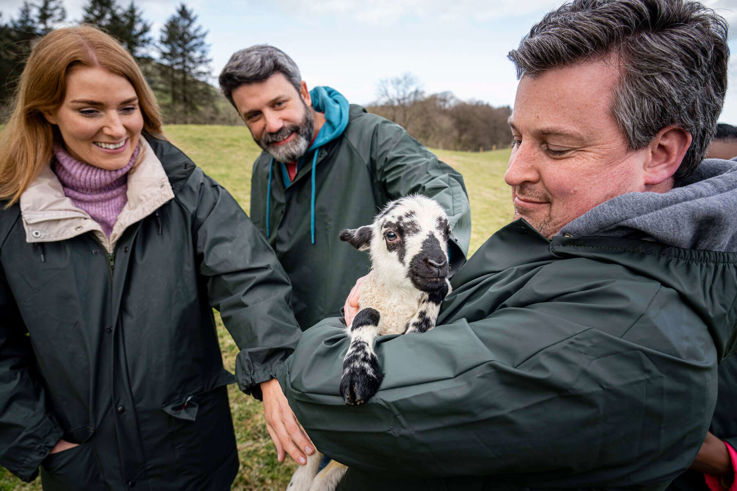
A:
[560,159,737,253]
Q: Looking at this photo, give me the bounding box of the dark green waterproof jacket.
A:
[280,219,737,489]
[250,88,471,329]
[0,135,301,489]
[668,354,737,490]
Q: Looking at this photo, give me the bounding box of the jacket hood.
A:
[19,137,174,253]
[308,86,350,151]
[561,159,737,252]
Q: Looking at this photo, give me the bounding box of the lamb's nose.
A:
[426,256,447,269]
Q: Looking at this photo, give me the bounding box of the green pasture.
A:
[0,124,513,490]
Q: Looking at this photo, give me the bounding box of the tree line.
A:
[0,0,236,124]
[1,2,512,151]
[368,73,512,152]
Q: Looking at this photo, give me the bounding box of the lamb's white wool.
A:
[288,195,452,491]
[355,195,452,336]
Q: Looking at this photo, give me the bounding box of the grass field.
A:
[0,124,513,490]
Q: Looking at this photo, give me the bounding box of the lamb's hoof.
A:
[340,355,384,406]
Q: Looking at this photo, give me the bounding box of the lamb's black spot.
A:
[340,349,384,405]
[351,308,380,330]
[343,342,375,367]
[347,339,369,352]
[340,226,373,250]
[398,216,420,236]
[382,220,407,263]
[436,216,450,240]
[412,310,433,333]
[408,235,448,291]
[377,201,399,219]
[428,282,449,304]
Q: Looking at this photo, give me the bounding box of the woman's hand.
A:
[50,439,79,454]
[343,275,367,326]
[260,378,314,465]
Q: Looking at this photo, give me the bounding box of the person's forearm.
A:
[692,432,732,476]
[695,433,736,491]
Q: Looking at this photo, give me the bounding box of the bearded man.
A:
[219,45,471,332]
[218,45,472,469]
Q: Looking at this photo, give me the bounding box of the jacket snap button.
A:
[105,326,113,333]
[117,405,126,414]
[31,230,41,238]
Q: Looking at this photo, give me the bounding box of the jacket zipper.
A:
[106,251,115,277]
[90,236,115,282]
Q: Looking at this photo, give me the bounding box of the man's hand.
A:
[343,275,367,326]
[690,432,733,484]
[260,378,314,465]
[50,439,79,455]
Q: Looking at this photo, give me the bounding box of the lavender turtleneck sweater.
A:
[52,144,139,237]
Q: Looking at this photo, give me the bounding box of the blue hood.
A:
[266,86,350,244]
[308,86,350,150]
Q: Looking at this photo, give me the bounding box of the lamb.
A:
[288,194,453,491]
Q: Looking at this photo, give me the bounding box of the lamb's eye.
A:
[384,231,399,242]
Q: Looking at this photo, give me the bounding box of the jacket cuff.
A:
[234,350,290,400]
[1,416,63,482]
[704,442,737,491]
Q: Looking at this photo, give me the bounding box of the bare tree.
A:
[375,72,424,129]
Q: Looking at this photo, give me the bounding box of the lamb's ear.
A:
[339,226,372,251]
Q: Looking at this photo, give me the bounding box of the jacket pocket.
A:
[164,383,238,480]
[40,443,106,491]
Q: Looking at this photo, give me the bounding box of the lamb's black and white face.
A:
[342,195,450,293]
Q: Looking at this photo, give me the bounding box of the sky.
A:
[3,0,737,123]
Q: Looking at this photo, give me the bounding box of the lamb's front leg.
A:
[405,280,451,334]
[340,307,384,405]
[287,452,323,491]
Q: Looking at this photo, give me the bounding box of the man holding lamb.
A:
[278,0,737,489]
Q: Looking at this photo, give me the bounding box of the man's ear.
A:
[299,81,311,107]
[643,125,692,188]
[339,226,372,251]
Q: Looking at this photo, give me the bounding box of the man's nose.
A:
[264,111,283,134]
[504,141,539,186]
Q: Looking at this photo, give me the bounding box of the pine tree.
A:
[158,4,213,123]
[0,2,42,106]
[11,1,39,40]
[80,0,152,62]
[0,14,16,108]
[81,0,116,28]
[35,0,66,35]
[111,1,152,60]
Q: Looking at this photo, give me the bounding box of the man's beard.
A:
[257,105,314,162]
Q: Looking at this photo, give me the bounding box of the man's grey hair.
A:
[218,44,302,108]
[508,0,729,177]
